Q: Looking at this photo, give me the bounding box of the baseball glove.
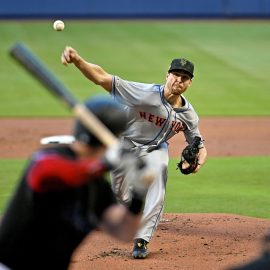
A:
[177,136,202,175]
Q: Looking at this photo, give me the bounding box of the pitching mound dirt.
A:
[69,213,270,270]
[0,117,270,269]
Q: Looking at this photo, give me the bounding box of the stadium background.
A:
[0,1,270,269]
[1,0,270,19]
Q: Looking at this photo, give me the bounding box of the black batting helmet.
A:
[73,96,127,146]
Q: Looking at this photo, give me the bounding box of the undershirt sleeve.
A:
[27,154,107,193]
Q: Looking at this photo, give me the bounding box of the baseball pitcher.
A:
[61,47,208,259]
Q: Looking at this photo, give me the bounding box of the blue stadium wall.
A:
[1,0,270,19]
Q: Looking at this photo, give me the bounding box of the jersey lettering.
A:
[140,111,166,127]
[172,121,186,133]
[155,117,166,127]
[139,111,147,118]
[139,111,184,131]
[148,114,155,122]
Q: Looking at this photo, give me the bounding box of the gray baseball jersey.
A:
[110,75,203,242]
[112,76,203,148]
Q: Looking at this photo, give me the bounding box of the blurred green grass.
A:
[1,157,270,217]
[0,20,270,116]
[0,20,269,218]
[0,160,27,213]
[165,157,270,218]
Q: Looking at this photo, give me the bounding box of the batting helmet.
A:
[73,96,128,146]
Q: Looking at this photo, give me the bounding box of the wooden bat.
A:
[9,42,118,147]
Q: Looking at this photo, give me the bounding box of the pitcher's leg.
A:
[110,169,131,205]
[132,144,169,259]
[134,164,167,242]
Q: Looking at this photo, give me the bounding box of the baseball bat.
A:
[9,42,118,147]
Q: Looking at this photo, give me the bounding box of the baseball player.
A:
[0,96,154,270]
[61,46,208,259]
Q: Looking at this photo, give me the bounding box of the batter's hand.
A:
[103,143,124,169]
[61,46,80,66]
[104,143,155,196]
[125,158,155,197]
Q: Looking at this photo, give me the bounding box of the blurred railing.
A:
[1,0,270,19]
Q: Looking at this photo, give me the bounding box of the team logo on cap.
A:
[180,59,187,66]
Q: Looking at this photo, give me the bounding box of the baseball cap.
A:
[168,58,194,78]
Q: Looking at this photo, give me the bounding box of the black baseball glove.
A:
[177,136,202,175]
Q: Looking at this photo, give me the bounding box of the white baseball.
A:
[53,20,65,31]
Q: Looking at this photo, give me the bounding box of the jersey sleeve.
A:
[180,102,205,148]
[111,76,157,106]
[182,117,205,148]
[27,152,107,193]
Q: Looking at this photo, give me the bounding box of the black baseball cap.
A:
[168,58,194,78]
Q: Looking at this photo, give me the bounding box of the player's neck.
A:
[164,93,183,108]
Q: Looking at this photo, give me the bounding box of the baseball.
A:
[53,20,65,31]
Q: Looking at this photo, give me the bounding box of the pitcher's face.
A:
[165,71,192,96]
